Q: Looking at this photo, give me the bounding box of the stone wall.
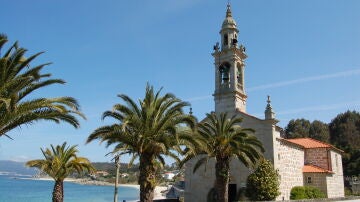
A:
[236,112,278,161]
[184,155,216,202]
[184,112,279,202]
[303,173,328,195]
[276,139,304,200]
[305,148,329,170]
[326,150,344,198]
[184,155,254,202]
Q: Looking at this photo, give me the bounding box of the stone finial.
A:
[265,95,275,120]
[226,3,232,18]
[222,3,237,30]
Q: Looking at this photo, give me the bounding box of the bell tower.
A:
[212,4,248,113]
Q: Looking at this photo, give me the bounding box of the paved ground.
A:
[334,199,360,202]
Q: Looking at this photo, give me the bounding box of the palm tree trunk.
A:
[52,180,64,202]
[139,154,156,202]
[114,155,120,202]
[215,157,230,202]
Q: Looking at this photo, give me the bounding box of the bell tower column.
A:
[212,4,248,113]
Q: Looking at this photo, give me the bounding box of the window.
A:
[224,34,228,46]
[307,176,312,184]
[278,154,281,160]
[236,63,243,90]
[219,63,231,85]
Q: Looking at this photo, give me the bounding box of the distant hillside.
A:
[0,160,37,176]
[0,161,139,177]
[92,162,139,175]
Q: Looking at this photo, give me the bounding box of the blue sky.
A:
[1,0,360,163]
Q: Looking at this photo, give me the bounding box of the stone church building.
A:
[184,4,344,201]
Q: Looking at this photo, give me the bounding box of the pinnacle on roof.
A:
[265,95,276,120]
[226,3,232,18]
[266,95,272,111]
[222,4,237,30]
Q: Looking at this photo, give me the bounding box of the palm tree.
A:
[26,142,94,202]
[87,84,196,202]
[193,112,264,202]
[0,34,85,138]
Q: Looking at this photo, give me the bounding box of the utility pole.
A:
[114,155,120,202]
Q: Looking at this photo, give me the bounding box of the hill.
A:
[0,160,37,176]
[92,162,139,175]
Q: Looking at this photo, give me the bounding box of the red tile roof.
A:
[303,165,333,174]
[281,138,343,152]
[285,138,331,148]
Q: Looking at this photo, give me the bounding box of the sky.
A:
[1,0,360,163]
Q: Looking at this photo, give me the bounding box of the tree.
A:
[284,119,311,138]
[329,110,360,151]
[86,84,196,202]
[0,35,85,138]
[329,110,360,176]
[246,159,280,201]
[193,112,264,202]
[284,119,329,142]
[309,120,329,142]
[26,142,94,202]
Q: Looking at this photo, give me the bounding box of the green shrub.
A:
[305,186,326,199]
[344,187,352,196]
[290,186,307,200]
[246,159,280,201]
[290,186,325,200]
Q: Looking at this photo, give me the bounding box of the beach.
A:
[75,179,168,200]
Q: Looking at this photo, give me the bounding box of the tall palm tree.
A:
[26,142,94,202]
[193,112,264,202]
[0,34,84,138]
[87,84,196,202]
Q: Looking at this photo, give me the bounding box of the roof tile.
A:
[285,138,331,149]
[303,165,333,174]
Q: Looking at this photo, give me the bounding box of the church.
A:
[184,4,344,201]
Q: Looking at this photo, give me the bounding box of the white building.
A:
[184,4,344,201]
[163,172,176,180]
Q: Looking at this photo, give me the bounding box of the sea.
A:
[0,174,139,202]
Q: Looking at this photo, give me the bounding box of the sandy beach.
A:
[75,180,167,199]
[154,186,168,199]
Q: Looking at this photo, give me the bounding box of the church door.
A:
[228,184,237,202]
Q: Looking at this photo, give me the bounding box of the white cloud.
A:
[185,69,360,102]
[248,69,360,92]
[276,100,360,116]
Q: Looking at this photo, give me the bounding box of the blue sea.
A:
[0,175,139,202]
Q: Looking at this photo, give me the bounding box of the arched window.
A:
[236,63,243,90]
[219,63,230,85]
[224,34,228,46]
